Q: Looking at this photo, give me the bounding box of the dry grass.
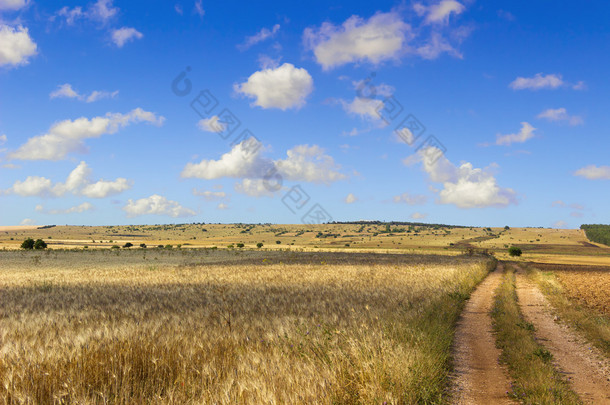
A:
[526,263,610,356]
[491,264,580,404]
[0,250,493,404]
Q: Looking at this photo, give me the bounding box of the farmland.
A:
[0,248,493,404]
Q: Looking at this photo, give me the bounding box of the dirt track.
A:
[451,262,512,404]
[514,265,610,404]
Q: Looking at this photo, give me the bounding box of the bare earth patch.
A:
[451,262,512,404]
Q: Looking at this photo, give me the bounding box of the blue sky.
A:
[1,0,609,227]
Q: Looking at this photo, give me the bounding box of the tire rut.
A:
[451,262,512,404]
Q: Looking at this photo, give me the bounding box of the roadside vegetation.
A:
[525,263,610,357]
[491,264,581,404]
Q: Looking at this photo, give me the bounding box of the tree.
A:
[140,243,147,248]
[257,242,263,248]
[21,238,35,250]
[508,246,522,257]
[236,243,244,248]
[33,239,47,249]
[123,242,133,248]
[504,226,510,230]
[276,240,281,244]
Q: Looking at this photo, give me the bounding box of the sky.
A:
[1,0,609,228]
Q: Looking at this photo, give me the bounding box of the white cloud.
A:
[111,27,143,48]
[174,4,183,15]
[537,108,583,126]
[551,200,566,207]
[37,202,94,215]
[345,193,357,204]
[574,165,610,180]
[123,194,196,218]
[55,0,118,25]
[20,218,35,225]
[193,0,204,17]
[416,32,461,59]
[0,134,6,145]
[303,11,411,70]
[392,192,428,205]
[197,116,225,133]
[409,147,518,208]
[0,25,37,67]
[233,179,275,197]
[182,139,346,191]
[192,189,227,201]
[414,0,465,24]
[217,203,228,210]
[10,108,164,161]
[5,161,132,198]
[50,83,118,103]
[239,24,280,50]
[553,220,568,228]
[509,73,571,90]
[0,0,28,11]
[235,63,313,110]
[182,138,271,180]
[80,178,131,198]
[410,212,428,219]
[341,97,384,122]
[275,144,347,184]
[496,122,536,146]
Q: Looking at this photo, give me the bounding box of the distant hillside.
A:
[581,224,610,246]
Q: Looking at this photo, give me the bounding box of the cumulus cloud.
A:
[9,108,164,161]
[182,139,346,193]
[509,73,584,91]
[54,0,118,26]
[0,25,37,67]
[20,218,35,225]
[238,24,280,50]
[0,134,6,145]
[192,189,227,201]
[111,27,143,47]
[275,144,347,184]
[50,83,119,103]
[341,97,384,122]
[303,11,411,70]
[496,122,536,146]
[0,0,29,11]
[4,161,132,198]
[36,202,94,215]
[217,202,228,210]
[408,147,517,209]
[416,32,462,59]
[234,179,275,197]
[197,116,225,133]
[345,193,357,204]
[414,0,465,24]
[553,220,568,228]
[537,108,583,126]
[392,192,428,205]
[574,165,610,180]
[123,194,196,218]
[235,63,313,110]
[410,212,428,219]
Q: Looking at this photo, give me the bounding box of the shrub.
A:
[140,243,147,248]
[504,225,510,230]
[236,243,244,248]
[21,238,35,250]
[276,240,281,244]
[227,244,234,249]
[165,245,173,249]
[111,245,120,249]
[123,242,133,248]
[157,245,164,248]
[33,239,47,250]
[508,246,522,257]
[256,242,263,248]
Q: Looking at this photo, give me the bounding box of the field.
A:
[1,223,609,266]
[0,249,493,404]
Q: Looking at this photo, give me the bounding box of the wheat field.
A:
[0,249,493,404]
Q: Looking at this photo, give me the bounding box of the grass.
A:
[0,250,494,404]
[491,263,581,404]
[526,263,610,356]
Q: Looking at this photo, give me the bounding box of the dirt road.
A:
[451,262,512,404]
[514,265,610,404]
